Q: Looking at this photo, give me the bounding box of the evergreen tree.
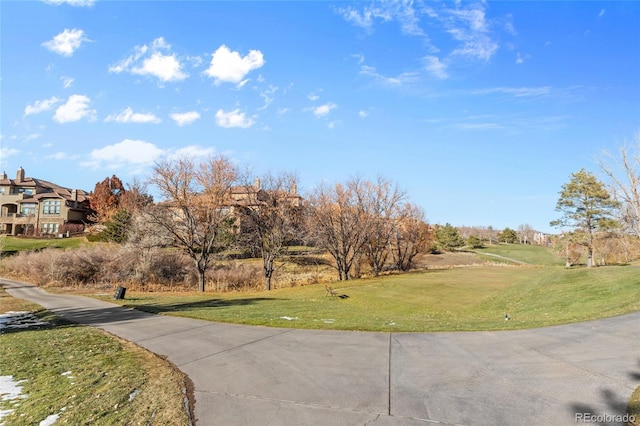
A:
[498,227,518,244]
[435,223,465,251]
[102,208,132,244]
[551,169,619,267]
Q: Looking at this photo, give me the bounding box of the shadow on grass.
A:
[4,298,281,330]
[124,298,282,315]
[0,309,80,335]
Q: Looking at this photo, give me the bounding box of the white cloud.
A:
[444,5,498,61]
[204,45,265,86]
[327,120,342,129]
[423,56,448,79]
[43,0,95,6]
[337,2,422,36]
[598,9,606,18]
[258,85,278,111]
[312,102,337,118]
[109,37,187,83]
[0,147,19,159]
[170,111,201,126]
[359,65,419,86]
[61,77,74,88]
[105,107,161,124]
[358,110,369,118]
[81,139,164,169]
[215,109,255,128]
[167,145,216,160]
[25,97,60,116]
[53,95,95,123]
[132,52,187,82]
[515,52,531,64]
[42,29,90,57]
[47,152,78,160]
[308,93,320,101]
[472,86,552,98]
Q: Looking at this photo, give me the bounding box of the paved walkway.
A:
[2,278,639,426]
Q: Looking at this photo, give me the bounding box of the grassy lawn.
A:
[474,243,565,266]
[99,263,640,332]
[1,236,88,253]
[0,289,191,425]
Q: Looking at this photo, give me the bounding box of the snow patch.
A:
[0,375,28,424]
[39,413,60,426]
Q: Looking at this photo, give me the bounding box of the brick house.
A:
[0,167,92,236]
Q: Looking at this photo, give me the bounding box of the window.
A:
[43,200,61,215]
[20,203,36,216]
[41,223,59,234]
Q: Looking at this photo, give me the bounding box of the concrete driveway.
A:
[2,278,639,426]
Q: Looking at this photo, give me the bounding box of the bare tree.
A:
[120,177,154,214]
[599,138,640,236]
[517,223,534,244]
[362,176,406,276]
[147,156,239,292]
[307,178,371,281]
[236,172,301,290]
[552,232,583,268]
[391,203,431,271]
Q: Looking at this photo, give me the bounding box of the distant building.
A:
[0,167,92,236]
[533,232,551,246]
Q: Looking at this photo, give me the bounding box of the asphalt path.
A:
[2,277,639,426]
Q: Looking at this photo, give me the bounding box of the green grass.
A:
[474,243,565,266]
[99,263,640,332]
[1,236,87,253]
[0,289,191,425]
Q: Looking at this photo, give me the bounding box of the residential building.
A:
[0,167,92,236]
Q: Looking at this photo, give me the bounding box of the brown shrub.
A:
[206,262,262,292]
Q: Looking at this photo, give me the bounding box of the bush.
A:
[0,246,192,289]
[207,262,262,292]
[467,235,484,249]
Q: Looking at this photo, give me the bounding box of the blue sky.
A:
[1,1,639,234]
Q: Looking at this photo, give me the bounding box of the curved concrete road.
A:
[2,278,639,426]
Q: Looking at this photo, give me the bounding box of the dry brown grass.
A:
[1,245,495,293]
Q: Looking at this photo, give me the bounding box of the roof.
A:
[1,169,89,204]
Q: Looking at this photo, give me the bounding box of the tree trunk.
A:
[197,269,206,292]
[263,257,274,291]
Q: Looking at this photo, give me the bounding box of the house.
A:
[0,167,92,236]
[159,177,302,234]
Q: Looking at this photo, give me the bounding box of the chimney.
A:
[254,177,260,190]
[292,183,297,195]
[16,167,25,182]
[71,189,78,201]
[1,171,6,180]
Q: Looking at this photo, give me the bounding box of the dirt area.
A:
[415,251,484,268]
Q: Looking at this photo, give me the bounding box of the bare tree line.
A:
[97,156,434,291]
[83,136,640,289]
